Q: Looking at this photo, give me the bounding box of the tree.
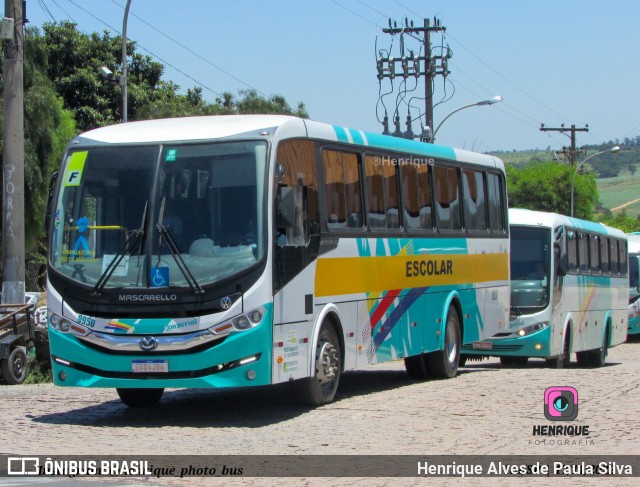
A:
[598,210,640,233]
[0,27,77,252]
[507,161,598,219]
[42,22,309,129]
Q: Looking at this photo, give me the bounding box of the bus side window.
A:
[462,169,487,231]
[566,230,578,272]
[601,237,610,273]
[276,139,319,245]
[486,173,505,232]
[434,165,462,231]
[323,149,363,230]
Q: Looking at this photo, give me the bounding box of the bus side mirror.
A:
[277,186,295,229]
[44,171,59,236]
[557,252,568,276]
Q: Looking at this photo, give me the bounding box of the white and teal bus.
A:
[628,233,640,335]
[462,209,628,367]
[46,115,510,407]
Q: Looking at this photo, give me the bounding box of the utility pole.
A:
[377,17,449,140]
[1,0,25,304]
[540,123,589,165]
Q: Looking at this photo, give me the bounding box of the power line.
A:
[108,0,266,97]
[61,0,221,97]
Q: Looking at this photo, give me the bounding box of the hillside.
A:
[489,143,640,216]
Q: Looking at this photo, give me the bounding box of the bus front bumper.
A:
[48,324,272,389]
[461,325,552,358]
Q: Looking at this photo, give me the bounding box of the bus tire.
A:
[1,347,28,385]
[404,353,428,379]
[546,331,571,369]
[116,388,164,407]
[425,306,461,379]
[294,323,341,406]
[500,356,528,367]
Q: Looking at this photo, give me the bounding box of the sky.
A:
[13,0,640,153]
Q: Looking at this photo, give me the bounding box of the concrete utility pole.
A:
[540,123,589,165]
[377,17,449,140]
[2,0,25,304]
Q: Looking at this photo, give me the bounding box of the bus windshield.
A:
[630,253,640,302]
[49,141,267,290]
[510,225,551,311]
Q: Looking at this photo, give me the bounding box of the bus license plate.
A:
[472,341,493,350]
[132,360,168,373]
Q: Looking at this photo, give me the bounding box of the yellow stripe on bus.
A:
[315,253,509,297]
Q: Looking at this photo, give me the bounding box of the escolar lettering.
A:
[405,259,454,278]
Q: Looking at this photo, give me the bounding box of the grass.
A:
[597,170,640,218]
[23,358,53,384]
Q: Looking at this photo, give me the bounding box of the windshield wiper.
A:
[156,197,204,295]
[91,202,148,296]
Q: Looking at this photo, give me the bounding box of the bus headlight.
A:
[49,312,90,335]
[234,315,252,330]
[209,307,266,335]
[516,322,549,337]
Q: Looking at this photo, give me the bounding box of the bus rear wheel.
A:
[116,388,164,407]
[425,307,461,379]
[294,324,341,406]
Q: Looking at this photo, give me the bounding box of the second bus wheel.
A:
[425,307,461,379]
[116,388,164,407]
[293,324,341,406]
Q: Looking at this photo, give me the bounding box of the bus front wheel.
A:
[294,324,341,406]
[117,388,164,407]
[546,331,571,369]
[425,307,461,379]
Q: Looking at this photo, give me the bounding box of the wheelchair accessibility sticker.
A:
[151,266,170,287]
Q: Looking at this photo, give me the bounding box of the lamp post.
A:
[121,0,132,122]
[570,146,621,217]
[430,96,503,143]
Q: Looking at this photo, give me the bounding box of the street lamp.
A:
[430,96,503,143]
[121,0,132,122]
[570,146,621,217]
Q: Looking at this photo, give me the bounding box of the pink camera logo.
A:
[544,386,578,421]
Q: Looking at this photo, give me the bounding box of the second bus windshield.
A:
[510,226,551,310]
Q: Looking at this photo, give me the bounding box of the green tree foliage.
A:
[0,28,77,252]
[42,22,308,129]
[507,161,598,219]
[597,211,640,233]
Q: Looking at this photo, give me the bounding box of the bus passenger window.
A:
[323,150,363,230]
[434,166,462,231]
[462,169,487,231]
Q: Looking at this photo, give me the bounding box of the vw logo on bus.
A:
[139,336,159,351]
[220,297,233,310]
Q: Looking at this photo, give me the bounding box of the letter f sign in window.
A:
[64,151,88,187]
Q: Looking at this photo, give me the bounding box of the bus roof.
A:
[70,115,503,169]
[509,208,626,238]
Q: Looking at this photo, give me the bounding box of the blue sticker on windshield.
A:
[71,217,91,258]
[151,266,169,287]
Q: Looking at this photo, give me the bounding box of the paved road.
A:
[1,340,639,486]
